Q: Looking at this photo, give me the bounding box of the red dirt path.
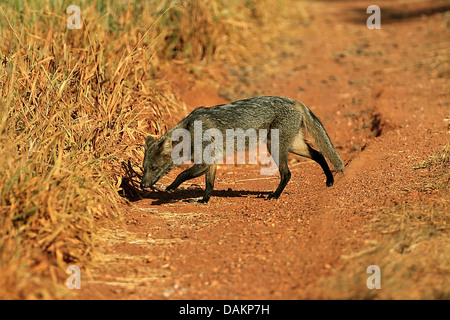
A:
[78,0,449,299]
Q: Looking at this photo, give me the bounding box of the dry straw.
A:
[0,0,287,299]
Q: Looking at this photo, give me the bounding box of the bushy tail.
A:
[295,101,344,172]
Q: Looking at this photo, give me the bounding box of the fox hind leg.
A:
[306,145,334,187]
[289,135,334,187]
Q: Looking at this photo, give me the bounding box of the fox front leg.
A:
[165,164,210,192]
[198,163,217,203]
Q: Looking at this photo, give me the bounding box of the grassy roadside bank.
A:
[0,0,290,299]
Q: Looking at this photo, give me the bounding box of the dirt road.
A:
[79,0,449,299]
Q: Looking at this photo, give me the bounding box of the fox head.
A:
[140,136,175,189]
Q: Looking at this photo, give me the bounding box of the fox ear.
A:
[159,137,172,157]
[145,136,156,150]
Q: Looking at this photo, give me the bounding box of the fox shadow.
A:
[118,172,271,204]
[136,187,270,205]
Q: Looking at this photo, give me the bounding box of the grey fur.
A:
[141,96,344,203]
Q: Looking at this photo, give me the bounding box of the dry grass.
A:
[301,202,450,299]
[413,143,450,192]
[0,0,292,299]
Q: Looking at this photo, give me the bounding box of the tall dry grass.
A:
[0,0,288,299]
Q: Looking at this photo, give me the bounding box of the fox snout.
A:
[140,180,150,189]
[140,170,156,189]
[140,163,173,189]
[140,135,175,190]
[140,180,149,189]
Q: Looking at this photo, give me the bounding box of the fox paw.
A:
[165,186,176,192]
[267,193,279,200]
